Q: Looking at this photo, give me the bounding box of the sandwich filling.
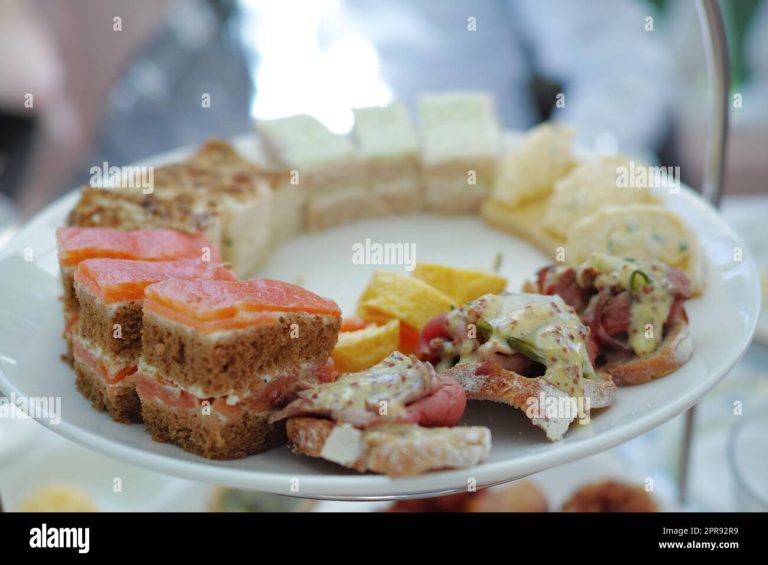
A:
[131,357,336,421]
[72,335,137,386]
[273,352,467,429]
[533,252,691,360]
[421,293,597,398]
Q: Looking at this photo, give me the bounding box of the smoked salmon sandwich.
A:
[72,258,235,423]
[134,278,342,459]
[57,227,218,362]
[272,352,491,476]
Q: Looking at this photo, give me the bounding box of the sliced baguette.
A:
[521,277,693,386]
[602,312,693,386]
[286,417,491,477]
[442,362,615,441]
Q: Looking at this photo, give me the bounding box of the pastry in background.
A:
[353,103,423,214]
[562,480,658,512]
[19,484,98,512]
[419,92,500,214]
[388,480,547,512]
[209,488,315,512]
[465,481,548,512]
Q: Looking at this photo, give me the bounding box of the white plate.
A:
[721,196,768,345]
[0,140,760,499]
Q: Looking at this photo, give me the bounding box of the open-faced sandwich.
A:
[527,252,693,385]
[419,293,616,441]
[272,352,491,477]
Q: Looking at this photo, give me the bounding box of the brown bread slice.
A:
[142,309,340,398]
[74,282,144,359]
[73,358,141,424]
[140,396,285,459]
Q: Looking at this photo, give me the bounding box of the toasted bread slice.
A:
[522,270,693,386]
[286,417,491,477]
[481,197,562,259]
[442,362,615,441]
[602,312,693,385]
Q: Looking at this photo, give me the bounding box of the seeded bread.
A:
[67,140,277,277]
[602,313,693,386]
[142,309,340,398]
[140,396,285,459]
[74,282,143,359]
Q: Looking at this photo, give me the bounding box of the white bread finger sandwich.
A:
[256,114,383,231]
[419,92,500,214]
[352,103,423,214]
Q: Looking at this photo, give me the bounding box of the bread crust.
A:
[286,417,491,477]
[442,362,615,441]
[602,313,693,385]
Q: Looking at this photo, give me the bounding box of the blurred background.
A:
[0,0,767,512]
[3,0,768,215]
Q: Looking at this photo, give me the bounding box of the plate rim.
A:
[0,141,761,499]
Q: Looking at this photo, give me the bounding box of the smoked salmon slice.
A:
[144,278,341,328]
[57,227,219,267]
[74,258,236,303]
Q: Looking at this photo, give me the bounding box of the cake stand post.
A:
[677,0,731,505]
